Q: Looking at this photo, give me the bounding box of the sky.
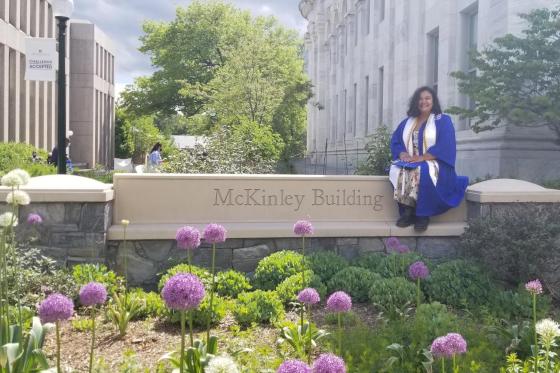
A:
[72,0,307,98]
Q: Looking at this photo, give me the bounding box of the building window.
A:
[365,0,371,35]
[353,83,357,135]
[333,94,338,142]
[354,18,358,46]
[343,0,347,14]
[30,0,36,36]
[378,0,385,22]
[378,67,384,125]
[364,76,369,133]
[9,0,17,27]
[20,0,27,32]
[465,9,478,127]
[343,89,347,134]
[428,28,439,94]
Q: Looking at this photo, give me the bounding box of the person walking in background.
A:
[389,86,468,232]
[147,142,163,172]
[48,138,70,166]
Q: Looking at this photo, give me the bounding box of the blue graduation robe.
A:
[390,114,469,217]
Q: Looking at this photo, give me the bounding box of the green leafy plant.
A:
[233,290,285,327]
[275,270,315,305]
[253,251,305,291]
[368,277,417,317]
[424,260,497,309]
[158,264,212,291]
[72,318,94,332]
[165,295,227,328]
[72,263,123,297]
[215,270,252,298]
[355,125,392,175]
[351,252,386,274]
[128,288,167,319]
[377,253,424,278]
[106,292,143,338]
[327,267,381,302]
[0,142,53,177]
[160,336,218,373]
[277,321,329,361]
[308,251,348,283]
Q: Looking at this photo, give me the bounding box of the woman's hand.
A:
[399,152,412,162]
[409,155,423,162]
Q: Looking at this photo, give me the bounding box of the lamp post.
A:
[52,0,74,174]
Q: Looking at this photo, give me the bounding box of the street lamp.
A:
[52,0,74,174]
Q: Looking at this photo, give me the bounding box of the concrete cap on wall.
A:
[0,174,113,202]
[466,179,560,203]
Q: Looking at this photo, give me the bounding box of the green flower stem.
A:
[187,249,192,273]
[545,344,550,373]
[0,229,6,319]
[56,321,62,373]
[88,307,97,373]
[301,236,306,285]
[441,357,445,373]
[416,278,421,307]
[337,312,342,356]
[307,304,312,365]
[189,310,194,347]
[123,225,128,289]
[180,310,186,373]
[452,354,456,373]
[533,293,538,372]
[206,243,217,343]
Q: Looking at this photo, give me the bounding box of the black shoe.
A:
[396,206,415,228]
[414,216,430,232]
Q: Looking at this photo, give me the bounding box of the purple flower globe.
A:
[293,220,314,236]
[525,279,543,295]
[385,237,400,250]
[27,213,43,225]
[161,273,205,311]
[445,333,467,355]
[312,353,346,373]
[395,244,410,254]
[175,226,201,250]
[277,359,312,373]
[326,291,352,313]
[38,293,74,323]
[297,288,320,305]
[408,261,430,280]
[430,336,452,358]
[79,282,108,307]
[203,223,227,244]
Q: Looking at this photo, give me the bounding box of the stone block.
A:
[50,224,79,232]
[64,203,83,224]
[117,249,158,286]
[38,246,67,259]
[336,245,361,261]
[232,244,272,273]
[357,238,385,253]
[417,237,458,260]
[191,247,233,271]
[310,238,337,252]
[79,203,110,232]
[68,233,106,258]
[336,238,358,246]
[133,240,174,263]
[20,203,65,224]
[274,238,301,251]
[243,239,277,250]
[50,232,86,248]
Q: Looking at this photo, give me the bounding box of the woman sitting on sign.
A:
[389,86,468,231]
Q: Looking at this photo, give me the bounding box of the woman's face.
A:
[418,90,433,115]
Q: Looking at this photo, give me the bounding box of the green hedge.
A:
[0,142,55,177]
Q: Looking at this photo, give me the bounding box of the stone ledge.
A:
[466,179,560,203]
[107,221,467,241]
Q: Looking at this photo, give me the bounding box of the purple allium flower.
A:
[175,226,201,250]
[408,261,430,280]
[277,359,312,373]
[395,244,410,254]
[27,213,43,225]
[445,333,467,355]
[312,353,346,373]
[203,223,227,244]
[326,291,352,313]
[385,236,400,251]
[430,336,451,358]
[297,288,320,305]
[161,273,205,311]
[293,220,314,236]
[38,293,74,323]
[525,279,543,295]
[79,282,107,307]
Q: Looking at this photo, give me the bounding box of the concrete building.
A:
[0,0,115,168]
[70,20,115,168]
[300,0,560,181]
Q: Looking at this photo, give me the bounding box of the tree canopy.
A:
[449,8,560,143]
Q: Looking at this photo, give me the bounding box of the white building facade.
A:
[300,0,560,180]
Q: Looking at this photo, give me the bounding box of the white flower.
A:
[536,318,560,345]
[6,190,30,205]
[1,173,24,187]
[0,212,18,228]
[205,355,240,373]
[10,169,30,185]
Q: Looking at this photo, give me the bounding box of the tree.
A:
[449,8,560,143]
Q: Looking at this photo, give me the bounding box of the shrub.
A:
[460,208,560,286]
[355,125,392,175]
[158,264,212,291]
[410,302,458,346]
[327,267,381,302]
[308,251,348,282]
[216,269,252,298]
[233,290,285,327]
[352,252,386,273]
[166,294,227,327]
[376,253,424,278]
[253,250,305,291]
[324,311,360,327]
[129,288,167,319]
[424,260,497,309]
[491,285,551,321]
[275,270,314,304]
[368,276,417,315]
[0,142,53,176]
[72,263,123,297]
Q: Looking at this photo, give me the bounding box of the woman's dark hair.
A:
[150,142,162,153]
[406,86,442,117]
